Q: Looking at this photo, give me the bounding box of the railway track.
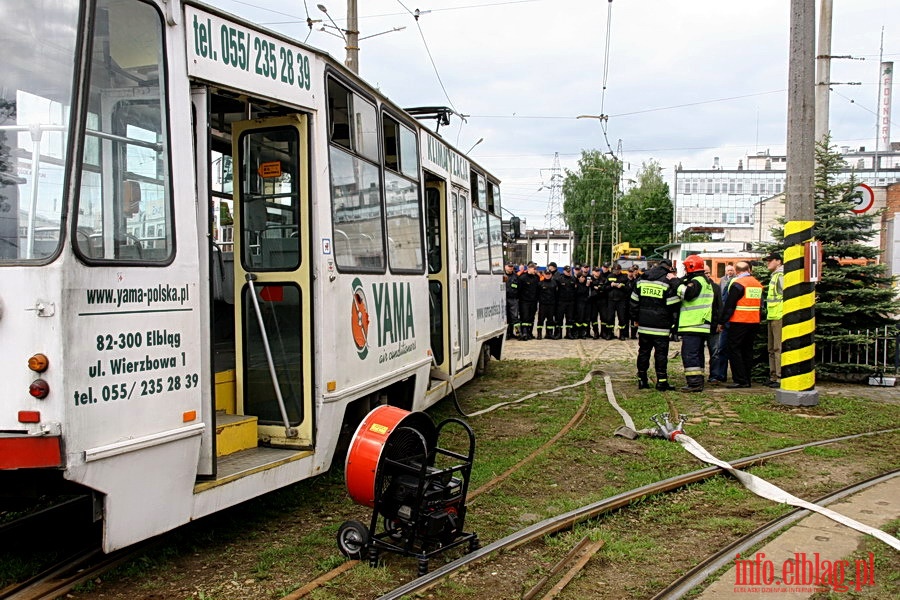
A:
[5,361,897,599]
[374,430,899,600]
[0,543,156,600]
[650,469,900,599]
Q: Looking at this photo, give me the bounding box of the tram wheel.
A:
[336,520,369,559]
[475,344,490,375]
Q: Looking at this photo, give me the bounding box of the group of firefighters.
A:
[504,253,786,393]
[503,261,641,342]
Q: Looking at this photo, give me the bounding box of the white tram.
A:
[0,0,507,552]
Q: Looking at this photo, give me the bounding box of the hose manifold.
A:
[650,413,686,441]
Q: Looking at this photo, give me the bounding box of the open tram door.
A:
[425,174,474,379]
[231,116,314,449]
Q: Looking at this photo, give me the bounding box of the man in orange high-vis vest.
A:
[717,261,762,388]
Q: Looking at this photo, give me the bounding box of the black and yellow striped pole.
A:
[778,221,818,404]
[778,0,819,406]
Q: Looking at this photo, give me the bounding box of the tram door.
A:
[231,116,313,449]
[426,177,474,377]
[453,187,473,371]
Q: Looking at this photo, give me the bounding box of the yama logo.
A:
[351,277,370,359]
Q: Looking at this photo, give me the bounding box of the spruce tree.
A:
[760,139,899,377]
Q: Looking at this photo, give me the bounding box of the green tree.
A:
[561,150,619,265]
[618,160,673,256]
[759,138,899,375]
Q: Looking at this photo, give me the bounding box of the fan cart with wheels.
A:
[337,405,480,575]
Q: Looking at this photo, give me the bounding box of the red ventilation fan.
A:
[338,405,479,575]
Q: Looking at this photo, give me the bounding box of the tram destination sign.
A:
[186,7,318,107]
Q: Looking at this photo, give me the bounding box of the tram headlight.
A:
[29,379,50,399]
[28,353,49,373]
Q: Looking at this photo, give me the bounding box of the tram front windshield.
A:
[0,1,78,261]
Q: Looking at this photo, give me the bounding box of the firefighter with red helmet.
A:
[676,254,719,392]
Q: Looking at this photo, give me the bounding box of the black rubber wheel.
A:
[336,520,369,559]
[475,344,490,375]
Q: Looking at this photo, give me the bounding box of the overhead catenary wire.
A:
[395,0,461,125]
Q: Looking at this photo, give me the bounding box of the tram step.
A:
[215,413,258,457]
[215,369,237,414]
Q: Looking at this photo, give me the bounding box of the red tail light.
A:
[29,379,50,399]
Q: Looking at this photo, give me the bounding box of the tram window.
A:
[238,127,300,271]
[473,207,490,274]
[75,0,171,263]
[382,115,423,273]
[327,77,378,163]
[471,172,488,211]
[330,146,384,272]
[488,181,501,215]
[456,191,468,273]
[488,213,503,274]
[385,174,423,272]
[425,187,442,274]
[0,1,78,261]
[399,125,418,179]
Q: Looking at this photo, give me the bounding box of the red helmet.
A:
[683,255,705,273]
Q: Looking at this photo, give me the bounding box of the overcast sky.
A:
[217,0,898,227]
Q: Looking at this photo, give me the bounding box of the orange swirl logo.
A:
[351,278,370,359]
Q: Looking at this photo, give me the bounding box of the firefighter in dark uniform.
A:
[676,255,719,392]
[588,266,604,339]
[555,265,577,339]
[626,266,641,338]
[517,262,539,340]
[536,264,559,339]
[603,263,630,340]
[504,262,520,340]
[630,259,680,390]
[573,270,591,339]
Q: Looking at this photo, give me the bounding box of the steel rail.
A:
[376,428,898,600]
[650,469,900,599]
[2,541,159,600]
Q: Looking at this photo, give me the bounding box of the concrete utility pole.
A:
[779,0,818,406]
[345,0,359,74]
[814,0,833,143]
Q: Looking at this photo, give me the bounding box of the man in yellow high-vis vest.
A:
[764,252,784,388]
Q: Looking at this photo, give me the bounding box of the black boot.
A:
[638,372,650,390]
[681,375,704,393]
[656,378,675,392]
[592,326,600,339]
[537,329,542,340]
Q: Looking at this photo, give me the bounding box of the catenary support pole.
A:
[345,0,359,73]
[779,0,818,406]
[814,0,833,143]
